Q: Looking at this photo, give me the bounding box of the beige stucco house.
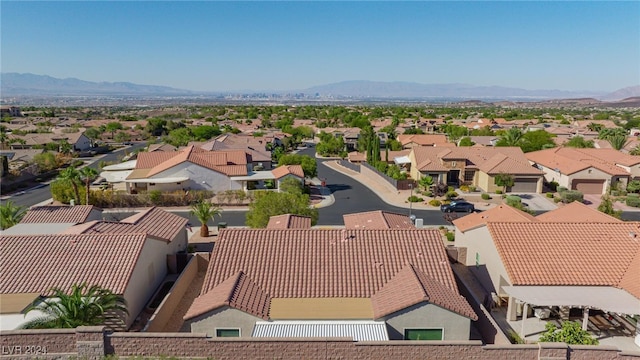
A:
[184,229,477,341]
[407,147,543,193]
[526,148,640,194]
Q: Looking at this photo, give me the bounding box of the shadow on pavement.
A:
[326,184,352,193]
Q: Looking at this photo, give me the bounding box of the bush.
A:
[495,190,503,195]
[561,190,583,204]
[148,190,162,205]
[459,185,469,192]
[407,195,424,203]
[627,180,640,193]
[423,191,433,197]
[445,232,455,242]
[468,185,476,192]
[429,199,442,206]
[447,186,455,192]
[548,181,559,192]
[626,196,640,207]
[557,186,568,193]
[481,193,491,200]
[553,197,562,203]
[505,195,522,207]
[546,192,554,198]
[445,191,458,200]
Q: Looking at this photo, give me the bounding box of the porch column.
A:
[507,297,518,321]
[635,316,640,347]
[520,303,528,338]
[582,307,590,331]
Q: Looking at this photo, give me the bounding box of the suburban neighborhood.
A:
[1,102,640,359]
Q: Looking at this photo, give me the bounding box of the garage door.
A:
[572,180,605,194]
[510,178,538,193]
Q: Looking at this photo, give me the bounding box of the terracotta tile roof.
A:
[0,233,147,295]
[486,222,640,296]
[132,146,249,178]
[266,214,312,229]
[526,148,630,176]
[478,153,543,175]
[452,205,538,233]
[575,148,640,167]
[192,229,472,320]
[343,211,415,229]
[20,205,101,224]
[272,165,304,179]
[372,264,476,319]
[64,207,187,242]
[185,271,270,320]
[536,201,622,223]
[398,134,448,146]
[348,151,367,162]
[147,143,177,152]
[618,250,640,299]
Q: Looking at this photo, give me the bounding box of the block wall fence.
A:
[2,327,640,360]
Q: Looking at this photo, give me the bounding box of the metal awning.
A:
[124,176,189,184]
[394,156,411,165]
[252,320,389,341]
[502,286,640,315]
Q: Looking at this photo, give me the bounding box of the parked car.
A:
[440,200,475,213]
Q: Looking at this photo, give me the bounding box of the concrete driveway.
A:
[511,193,558,211]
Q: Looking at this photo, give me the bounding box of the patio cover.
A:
[124,176,189,184]
[100,170,133,183]
[503,286,640,315]
[102,160,137,171]
[394,156,412,165]
[252,320,389,341]
[232,171,276,181]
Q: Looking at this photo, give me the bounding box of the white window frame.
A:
[214,327,241,338]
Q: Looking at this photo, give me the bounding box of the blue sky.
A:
[2,1,639,92]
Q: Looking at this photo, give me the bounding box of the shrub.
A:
[561,190,583,204]
[557,186,568,193]
[148,190,162,205]
[553,197,562,203]
[447,186,455,192]
[445,191,459,200]
[548,181,559,192]
[445,232,455,242]
[423,191,433,197]
[505,195,522,207]
[627,180,640,193]
[459,185,469,192]
[495,190,503,195]
[626,196,640,208]
[481,193,491,200]
[468,185,476,192]
[546,192,554,198]
[429,199,442,206]
[408,195,424,203]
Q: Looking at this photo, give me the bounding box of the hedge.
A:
[560,190,583,204]
[626,196,640,208]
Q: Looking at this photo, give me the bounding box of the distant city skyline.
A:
[2,1,638,93]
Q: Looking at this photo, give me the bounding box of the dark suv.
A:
[440,200,475,213]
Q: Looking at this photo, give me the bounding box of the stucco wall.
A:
[187,306,261,338]
[122,238,169,328]
[384,302,471,340]
[150,162,243,193]
[462,227,511,297]
[568,167,612,193]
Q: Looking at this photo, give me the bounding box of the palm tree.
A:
[0,200,27,230]
[79,167,98,205]
[190,200,222,237]
[419,175,434,192]
[58,166,82,205]
[20,283,127,329]
[497,128,524,147]
[607,134,628,151]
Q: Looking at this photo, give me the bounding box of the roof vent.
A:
[629,231,637,239]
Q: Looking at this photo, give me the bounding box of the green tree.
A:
[32,152,58,172]
[607,134,627,150]
[246,191,318,228]
[496,128,524,147]
[598,127,626,140]
[565,136,594,148]
[166,128,193,147]
[494,173,515,193]
[278,154,317,178]
[627,180,640,193]
[20,283,128,329]
[419,175,434,192]
[539,321,598,345]
[458,137,475,146]
[597,195,622,219]
[79,167,98,205]
[0,200,27,230]
[105,122,123,139]
[279,176,304,195]
[520,130,556,153]
[442,124,468,142]
[57,166,82,204]
[114,131,131,144]
[84,127,101,146]
[189,200,222,237]
[586,122,603,132]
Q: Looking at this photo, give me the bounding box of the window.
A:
[216,329,240,337]
[451,161,456,167]
[404,328,443,340]
[149,183,156,186]
[464,170,475,182]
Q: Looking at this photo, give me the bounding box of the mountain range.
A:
[2,72,639,102]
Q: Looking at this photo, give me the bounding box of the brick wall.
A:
[1,327,638,360]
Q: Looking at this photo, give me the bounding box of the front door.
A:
[447,170,460,186]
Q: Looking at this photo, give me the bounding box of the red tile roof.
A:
[20,205,101,224]
[372,264,477,319]
[185,271,270,320]
[486,222,640,298]
[0,233,147,295]
[452,205,538,233]
[536,201,622,223]
[526,147,631,176]
[398,134,449,146]
[411,146,537,175]
[266,214,312,229]
[343,211,415,229]
[190,229,474,320]
[64,207,187,242]
[272,165,304,179]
